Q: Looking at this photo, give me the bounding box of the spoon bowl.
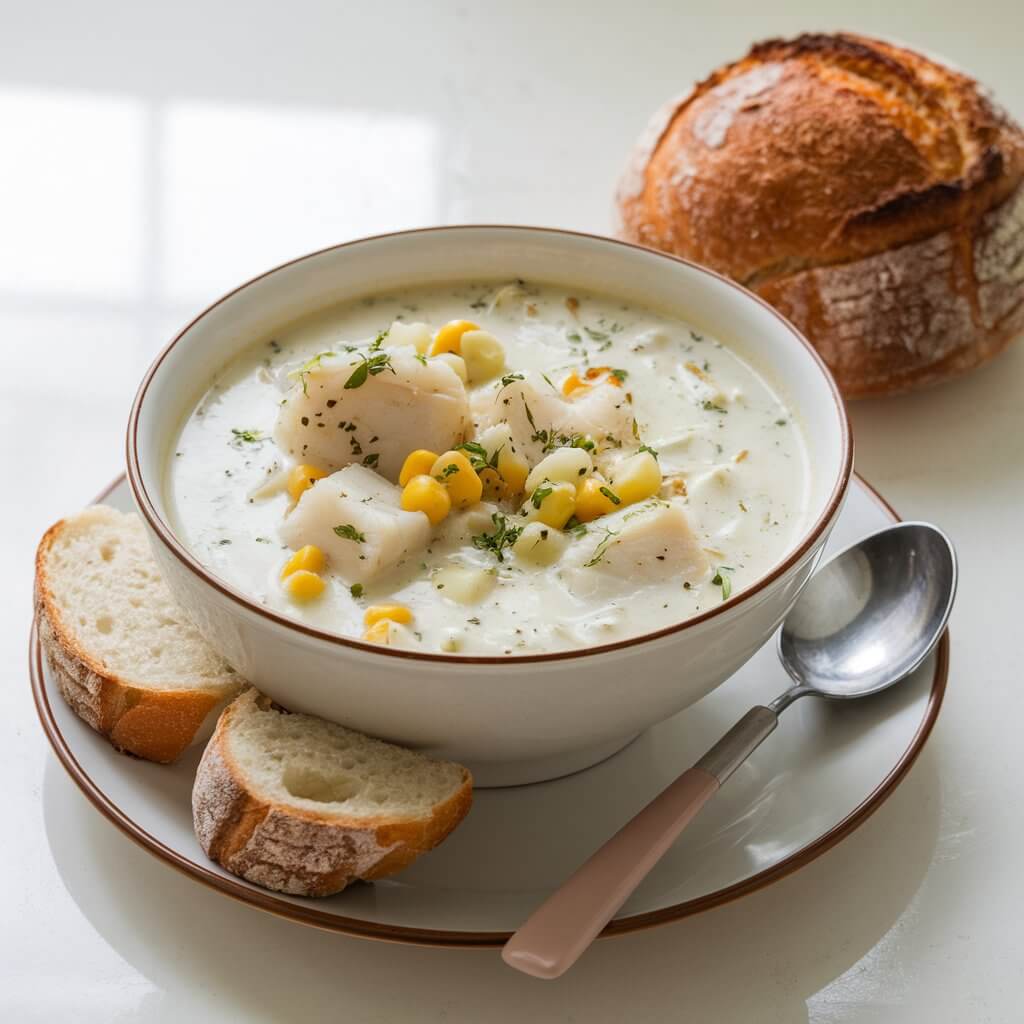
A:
[779,522,957,700]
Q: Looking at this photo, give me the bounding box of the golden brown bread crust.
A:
[192,691,474,897]
[35,516,239,764]
[617,33,1024,397]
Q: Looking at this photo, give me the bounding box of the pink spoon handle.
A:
[503,706,778,979]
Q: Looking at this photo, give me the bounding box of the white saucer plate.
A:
[32,473,946,947]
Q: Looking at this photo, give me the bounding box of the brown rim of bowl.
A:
[33,471,944,949]
[126,225,853,665]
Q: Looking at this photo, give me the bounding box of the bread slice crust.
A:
[35,512,242,763]
[192,691,473,897]
[617,32,1024,397]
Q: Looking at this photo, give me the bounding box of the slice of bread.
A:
[193,689,473,896]
[35,505,244,763]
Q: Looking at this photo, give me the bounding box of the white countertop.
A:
[4,1,1023,1019]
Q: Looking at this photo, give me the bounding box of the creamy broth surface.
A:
[168,280,810,655]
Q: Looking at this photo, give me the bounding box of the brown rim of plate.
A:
[125,224,855,665]
[32,472,946,949]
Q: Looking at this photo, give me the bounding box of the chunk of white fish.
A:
[473,373,635,466]
[279,465,430,583]
[561,499,709,597]
[274,348,470,482]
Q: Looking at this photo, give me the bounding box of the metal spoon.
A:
[503,522,957,979]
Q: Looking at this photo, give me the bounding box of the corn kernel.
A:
[434,352,468,383]
[459,330,506,383]
[612,451,662,506]
[280,544,326,579]
[429,319,479,356]
[287,464,328,502]
[400,474,452,525]
[364,604,413,627]
[561,372,591,397]
[525,447,593,493]
[575,477,621,523]
[513,521,568,566]
[363,619,393,644]
[283,569,326,601]
[430,450,483,508]
[399,449,439,486]
[523,480,576,529]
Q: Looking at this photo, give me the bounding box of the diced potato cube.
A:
[513,521,568,566]
[433,565,497,605]
[476,423,529,497]
[522,480,576,529]
[460,330,506,383]
[574,475,622,522]
[525,447,593,493]
[611,451,662,506]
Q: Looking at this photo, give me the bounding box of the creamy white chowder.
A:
[168,279,810,655]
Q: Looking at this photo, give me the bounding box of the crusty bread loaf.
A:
[35,505,244,763]
[617,33,1024,397]
[192,689,472,896]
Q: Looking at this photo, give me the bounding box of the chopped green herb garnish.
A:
[414,352,428,365]
[584,526,620,567]
[456,440,498,471]
[345,351,394,389]
[610,368,628,383]
[230,428,264,444]
[599,485,622,506]
[333,524,366,543]
[775,418,788,426]
[498,372,525,389]
[368,329,389,352]
[361,453,379,468]
[350,583,364,598]
[288,351,334,395]
[437,462,460,479]
[471,513,523,562]
[639,443,660,459]
[711,566,733,601]
[531,483,553,509]
[703,400,728,414]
